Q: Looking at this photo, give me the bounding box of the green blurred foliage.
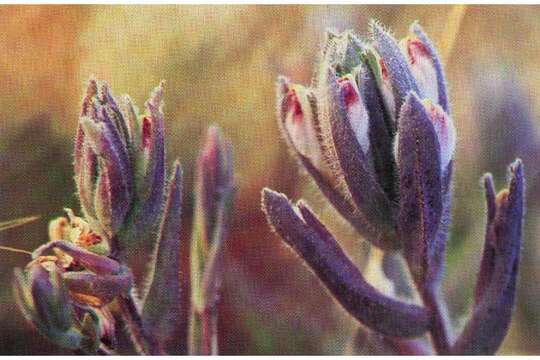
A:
[0,4,539,354]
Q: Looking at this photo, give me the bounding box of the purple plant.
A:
[9,79,234,355]
[262,20,524,355]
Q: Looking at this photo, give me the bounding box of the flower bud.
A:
[75,80,133,240]
[422,99,456,173]
[394,98,455,174]
[409,22,450,112]
[74,79,167,292]
[336,75,370,152]
[372,54,397,121]
[48,217,70,243]
[400,37,439,105]
[277,76,323,168]
[318,29,364,78]
[370,21,419,116]
[191,126,234,310]
[190,127,234,355]
[13,264,95,352]
[29,264,72,332]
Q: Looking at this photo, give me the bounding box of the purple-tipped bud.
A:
[277,76,323,169]
[336,75,370,152]
[75,80,134,241]
[423,99,456,173]
[394,97,455,175]
[400,37,439,106]
[191,126,234,310]
[370,20,420,116]
[29,264,72,332]
[452,160,524,355]
[363,50,398,122]
[73,79,169,294]
[190,126,234,355]
[317,29,364,80]
[324,68,397,250]
[408,22,450,113]
[356,63,398,199]
[13,263,98,352]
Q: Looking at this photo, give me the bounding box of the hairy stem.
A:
[421,288,451,354]
[118,294,164,355]
[189,305,219,355]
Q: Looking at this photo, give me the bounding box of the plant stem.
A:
[201,308,211,355]
[189,305,219,355]
[210,306,219,355]
[118,294,164,355]
[421,288,451,354]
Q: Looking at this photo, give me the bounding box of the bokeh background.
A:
[0,4,539,355]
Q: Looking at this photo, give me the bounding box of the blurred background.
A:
[0,4,539,355]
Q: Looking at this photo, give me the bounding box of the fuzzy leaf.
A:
[142,161,183,348]
[261,189,430,338]
[13,265,88,352]
[30,264,72,332]
[81,118,131,231]
[370,21,420,117]
[316,29,365,80]
[63,268,133,305]
[396,93,443,289]
[324,68,397,250]
[451,160,524,355]
[296,153,386,247]
[75,136,98,221]
[357,63,397,201]
[115,83,166,294]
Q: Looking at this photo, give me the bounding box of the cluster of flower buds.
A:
[262,20,524,355]
[74,79,167,290]
[11,80,231,355]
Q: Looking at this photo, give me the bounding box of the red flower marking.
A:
[78,232,102,248]
[428,103,448,146]
[285,89,303,124]
[406,38,430,65]
[379,58,389,80]
[142,116,152,149]
[337,77,359,107]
